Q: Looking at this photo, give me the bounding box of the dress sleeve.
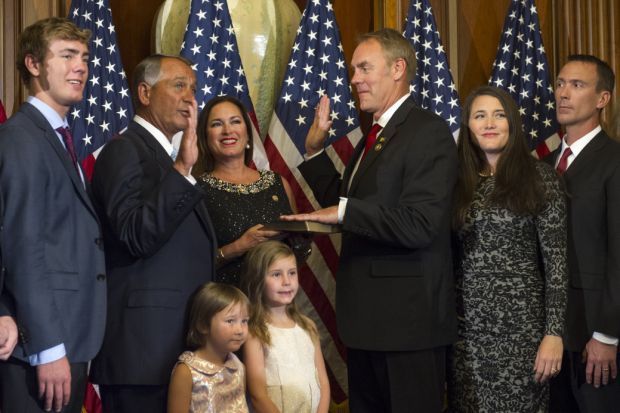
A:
[535,164,569,336]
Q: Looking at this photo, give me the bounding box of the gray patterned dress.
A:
[447,162,568,412]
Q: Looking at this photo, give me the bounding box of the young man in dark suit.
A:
[284,28,457,412]
[549,54,620,412]
[89,55,216,413]
[0,17,107,413]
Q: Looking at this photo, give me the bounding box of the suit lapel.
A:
[564,131,607,179]
[21,103,98,218]
[347,97,414,195]
[131,122,175,170]
[132,121,216,247]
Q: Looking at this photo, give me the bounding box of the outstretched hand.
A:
[305,95,332,156]
[174,97,199,176]
[281,206,339,225]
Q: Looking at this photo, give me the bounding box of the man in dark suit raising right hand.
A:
[90,55,216,413]
[283,29,457,412]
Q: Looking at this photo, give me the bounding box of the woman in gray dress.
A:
[447,86,568,412]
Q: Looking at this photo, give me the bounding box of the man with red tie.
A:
[0,18,107,413]
[549,54,620,412]
[284,28,457,412]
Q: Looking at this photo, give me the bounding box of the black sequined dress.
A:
[198,170,293,286]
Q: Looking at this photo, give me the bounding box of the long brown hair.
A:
[453,86,547,228]
[195,95,254,175]
[240,241,317,346]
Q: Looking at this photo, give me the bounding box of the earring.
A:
[246,143,251,149]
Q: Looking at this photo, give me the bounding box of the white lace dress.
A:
[264,323,321,413]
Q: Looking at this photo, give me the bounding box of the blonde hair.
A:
[240,241,318,346]
[186,282,250,349]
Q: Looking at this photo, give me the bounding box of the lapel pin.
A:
[374,143,383,151]
[378,136,386,143]
[272,195,279,202]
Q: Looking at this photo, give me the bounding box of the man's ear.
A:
[392,57,407,82]
[24,54,41,78]
[137,82,151,106]
[596,90,611,110]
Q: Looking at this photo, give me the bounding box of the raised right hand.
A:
[305,95,332,156]
[37,356,71,412]
[174,97,199,177]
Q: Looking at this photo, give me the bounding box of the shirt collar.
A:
[133,115,174,157]
[27,96,67,130]
[560,125,601,158]
[374,93,410,129]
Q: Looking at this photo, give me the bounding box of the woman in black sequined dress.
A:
[195,96,304,286]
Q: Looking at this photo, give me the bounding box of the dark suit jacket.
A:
[89,121,216,386]
[299,96,458,351]
[546,130,620,352]
[0,103,106,363]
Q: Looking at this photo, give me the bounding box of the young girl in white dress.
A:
[242,241,330,413]
[168,283,250,413]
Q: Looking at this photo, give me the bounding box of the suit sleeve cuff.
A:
[28,344,66,366]
[183,173,197,185]
[338,197,347,224]
[593,332,619,346]
[303,149,325,161]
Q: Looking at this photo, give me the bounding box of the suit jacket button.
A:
[96,274,106,281]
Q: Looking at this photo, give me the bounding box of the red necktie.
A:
[56,127,79,174]
[362,123,382,158]
[556,147,572,175]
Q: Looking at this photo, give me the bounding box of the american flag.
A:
[180,0,268,170]
[68,2,130,410]
[403,0,461,139]
[264,0,362,404]
[489,0,560,157]
[68,0,133,181]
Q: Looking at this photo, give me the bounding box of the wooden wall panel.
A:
[553,0,620,127]
[108,0,163,92]
[1,0,64,115]
[456,0,554,103]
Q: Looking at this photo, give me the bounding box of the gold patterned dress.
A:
[175,351,249,413]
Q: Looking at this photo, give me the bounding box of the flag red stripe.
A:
[312,235,340,278]
[298,264,346,360]
[263,136,341,276]
[331,135,356,164]
[263,137,314,212]
[324,357,347,403]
